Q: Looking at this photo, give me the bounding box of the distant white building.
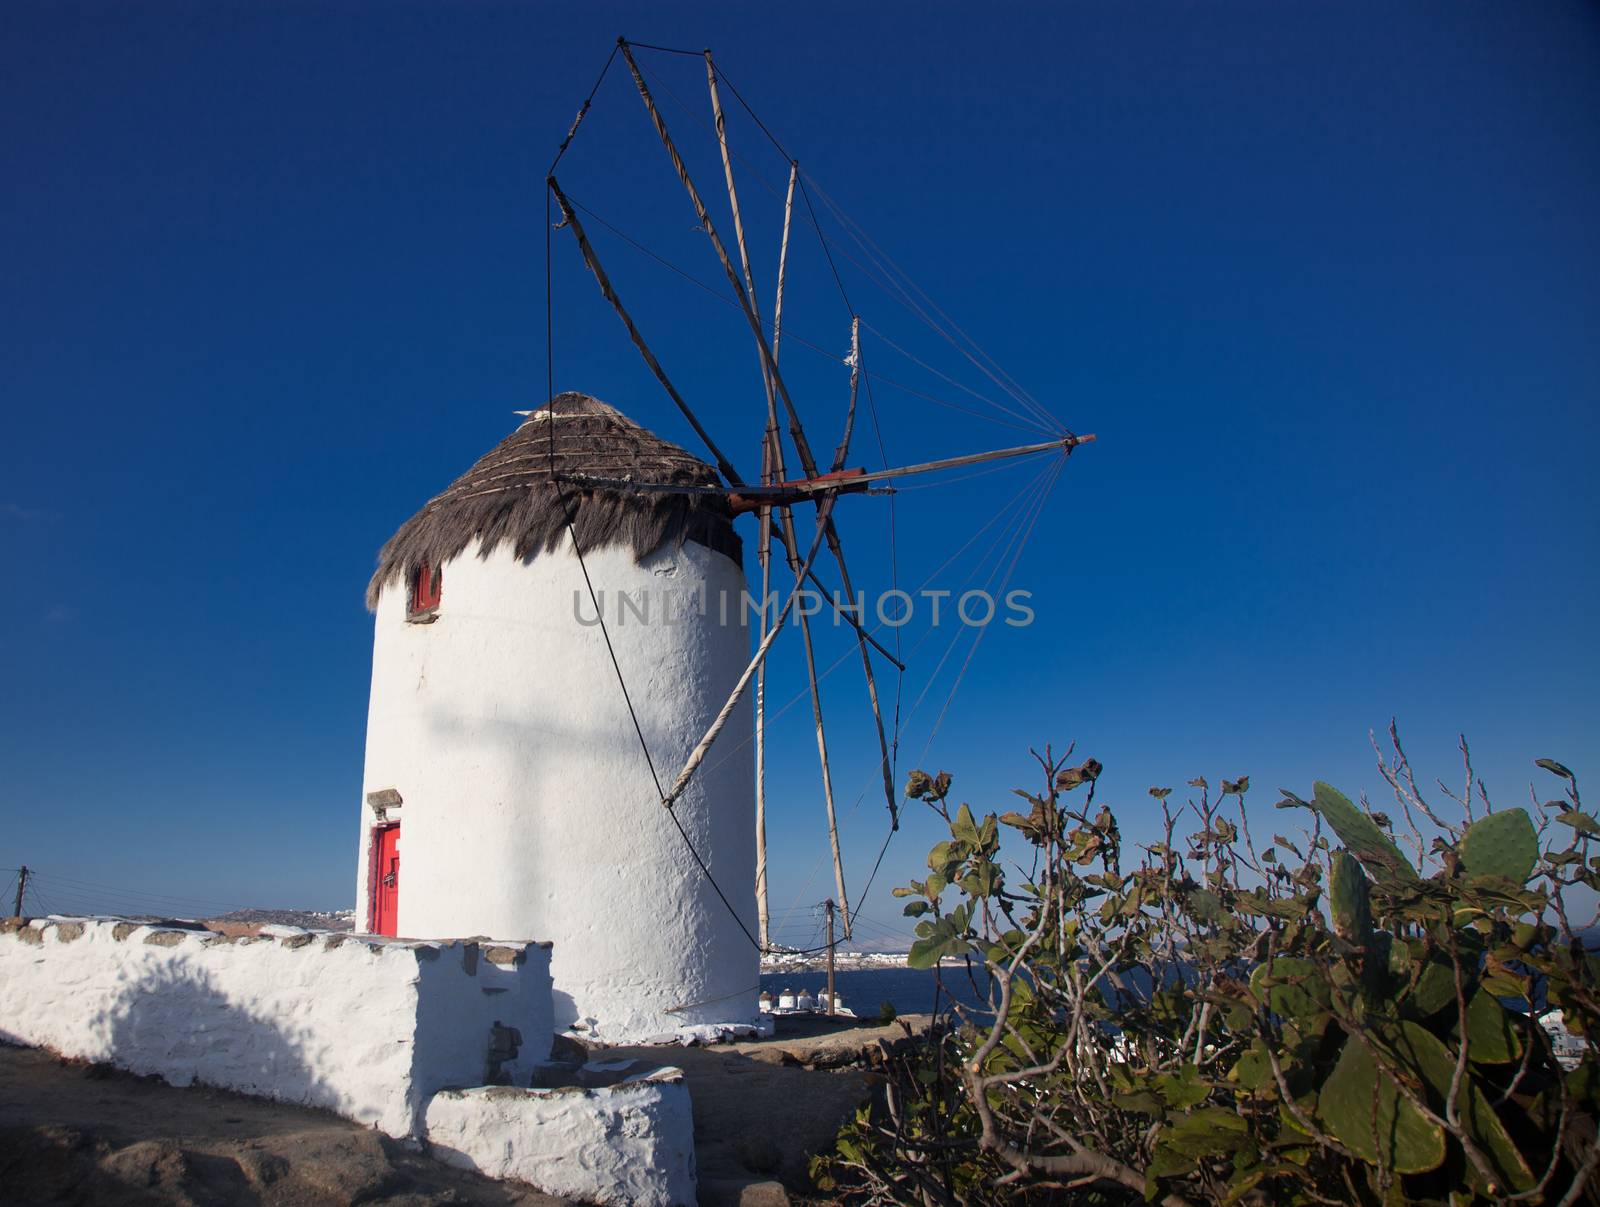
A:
[1539,1009,1585,1071]
[357,393,758,1041]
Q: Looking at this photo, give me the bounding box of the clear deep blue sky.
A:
[3,3,1596,944]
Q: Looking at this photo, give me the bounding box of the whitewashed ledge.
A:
[0,916,553,1138]
[427,1068,696,1207]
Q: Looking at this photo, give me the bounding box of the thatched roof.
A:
[367,392,741,608]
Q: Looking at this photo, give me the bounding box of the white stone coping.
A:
[6,914,552,955]
[425,1069,696,1206]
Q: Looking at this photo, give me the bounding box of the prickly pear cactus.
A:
[1282,781,1417,882]
[818,755,1600,1207]
[1330,849,1372,944]
[1458,807,1538,884]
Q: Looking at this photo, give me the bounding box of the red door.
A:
[372,824,400,937]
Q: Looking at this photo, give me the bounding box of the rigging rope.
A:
[547,43,620,176]
[902,468,1054,725]
[630,57,1061,438]
[802,172,1067,436]
[924,470,1063,750]
[563,191,1053,435]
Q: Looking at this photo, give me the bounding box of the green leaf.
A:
[1556,810,1600,836]
[902,900,930,917]
[1113,1089,1165,1114]
[1280,782,1418,883]
[906,914,967,969]
[905,937,946,968]
[1147,1145,1199,1179]
[1235,889,1311,922]
[1188,888,1224,923]
[1162,1107,1248,1157]
[1317,1038,1445,1173]
[1149,786,1172,799]
[1154,1065,1211,1109]
[1231,1042,1278,1093]
[951,803,980,844]
[1534,758,1574,781]
[1460,809,1538,885]
[1221,1169,1267,1205]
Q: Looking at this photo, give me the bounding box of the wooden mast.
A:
[753,161,798,950]
[546,176,746,488]
[704,53,852,939]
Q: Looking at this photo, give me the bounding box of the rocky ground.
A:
[605,1013,929,1205]
[0,1014,926,1206]
[0,1043,566,1205]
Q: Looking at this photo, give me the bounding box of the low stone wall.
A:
[0,917,553,1138]
[425,1070,696,1207]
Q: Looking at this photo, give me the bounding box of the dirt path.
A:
[0,1015,922,1205]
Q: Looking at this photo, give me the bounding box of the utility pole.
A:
[12,866,27,918]
[824,899,836,1018]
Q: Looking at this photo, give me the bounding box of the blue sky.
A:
[2,2,1596,944]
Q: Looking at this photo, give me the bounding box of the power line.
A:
[21,869,255,914]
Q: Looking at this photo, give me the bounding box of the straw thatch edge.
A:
[366,393,742,610]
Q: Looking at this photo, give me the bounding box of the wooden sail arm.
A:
[728,467,871,515]
[727,433,1095,512]
[547,175,748,489]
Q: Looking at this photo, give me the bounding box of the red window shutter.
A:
[409,562,442,617]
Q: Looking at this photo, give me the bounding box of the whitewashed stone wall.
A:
[425,1070,696,1207]
[0,917,553,1138]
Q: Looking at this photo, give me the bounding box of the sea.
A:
[760,927,1600,1022]
[759,965,990,1018]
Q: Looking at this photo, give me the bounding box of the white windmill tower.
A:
[357,392,758,1040]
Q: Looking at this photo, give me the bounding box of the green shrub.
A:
[813,735,1599,1205]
